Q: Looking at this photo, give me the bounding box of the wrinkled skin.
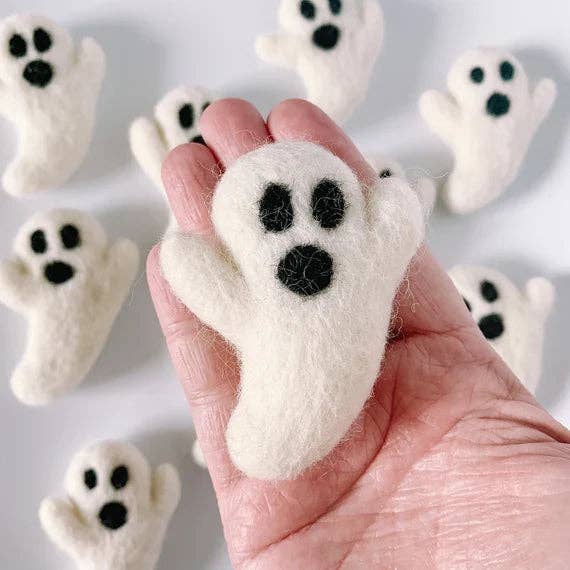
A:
[147,99,570,569]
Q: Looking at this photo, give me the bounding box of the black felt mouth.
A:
[44,261,75,285]
[486,92,511,117]
[98,501,128,531]
[312,24,341,51]
[23,59,54,88]
[191,134,206,145]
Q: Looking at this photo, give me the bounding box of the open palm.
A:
[147,99,570,569]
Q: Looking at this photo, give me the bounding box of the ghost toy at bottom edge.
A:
[160,141,425,480]
[0,209,139,406]
[39,440,181,570]
[449,265,555,395]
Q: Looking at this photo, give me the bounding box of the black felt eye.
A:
[33,28,52,53]
[470,67,485,84]
[259,183,294,233]
[480,280,499,303]
[500,60,515,81]
[178,104,194,129]
[60,225,81,250]
[9,34,27,58]
[84,469,97,490]
[463,298,472,312]
[110,465,129,490]
[329,0,342,15]
[30,230,47,254]
[379,169,393,179]
[311,179,345,229]
[300,0,316,19]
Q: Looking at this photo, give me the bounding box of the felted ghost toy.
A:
[366,154,436,215]
[419,47,557,214]
[0,209,139,406]
[161,141,425,480]
[129,85,216,193]
[449,265,555,395]
[0,13,105,196]
[256,0,384,124]
[39,440,181,570]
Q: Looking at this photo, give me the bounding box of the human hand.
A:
[147,99,570,568]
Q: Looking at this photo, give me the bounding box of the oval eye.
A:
[84,469,97,490]
[379,169,393,179]
[259,183,294,233]
[110,465,129,490]
[9,34,27,58]
[178,104,194,129]
[300,0,316,19]
[33,28,52,53]
[60,225,81,250]
[329,0,342,15]
[500,60,515,81]
[470,67,485,84]
[30,230,47,254]
[480,280,499,303]
[201,101,210,114]
[311,179,346,229]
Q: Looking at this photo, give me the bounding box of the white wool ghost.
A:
[0,209,139,406]
[449,265,555,395]
[366,154,436,215]
[161,141,425,480]
[129,85,216,193]
[0,13,105,196]
[256,0,383,124]
[39,441,181,570]
[191,440,207,469]
[420,47,557,214]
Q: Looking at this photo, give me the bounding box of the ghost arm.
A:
[0,260,37,314]
[362,0,385,47]
[255,33,301,70]
[75,37,106,88]
[101,239,140,298]
[525,277,555,319]
[129,117,169,189]
[160,232,251,345]
[152,464,182,519]
[414,177,437,217]
[531,78,557,128]
[39,498,94,557]
[419,90,459,147]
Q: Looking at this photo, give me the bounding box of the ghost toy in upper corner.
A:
[449,265,555,395]
[129,86,216,227]
[256,0,383,124]
[419,47,557,214]
[39,440,181,570]
[0,209,139,406]
[0,14,105,197]
[367,154,436,216]
[161,141,426,480]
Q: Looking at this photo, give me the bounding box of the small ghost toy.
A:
[256,0,383,124]
[420,47,557,214]
[161,141,425,480]
[0,13,105,196]
[449,265,555,394]
[0,209,139,406]
[39,441,181,570]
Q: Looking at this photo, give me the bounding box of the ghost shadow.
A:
[70,21,164,185]
[349,0,438,131]
[133,428,228,570]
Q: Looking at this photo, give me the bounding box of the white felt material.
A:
[420,47,557,214]
[256,0,383,124]
[39,440,181,570]
[192,440,207,469]
[0,13,105,196]
[367,153,436,216]
[449,265,555,395]
[160,141,425,480]
[0,209,139,406]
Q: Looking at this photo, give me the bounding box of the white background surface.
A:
[0,1,568,568]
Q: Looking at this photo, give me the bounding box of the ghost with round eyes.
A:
[449,265,555,395]
[129,86,216,196]
[419,47,557,214]
[0,209,139,406]
[0,13,105,196]
[161,141,425,480]
[256,0,383,124]
[39,440,181,570]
